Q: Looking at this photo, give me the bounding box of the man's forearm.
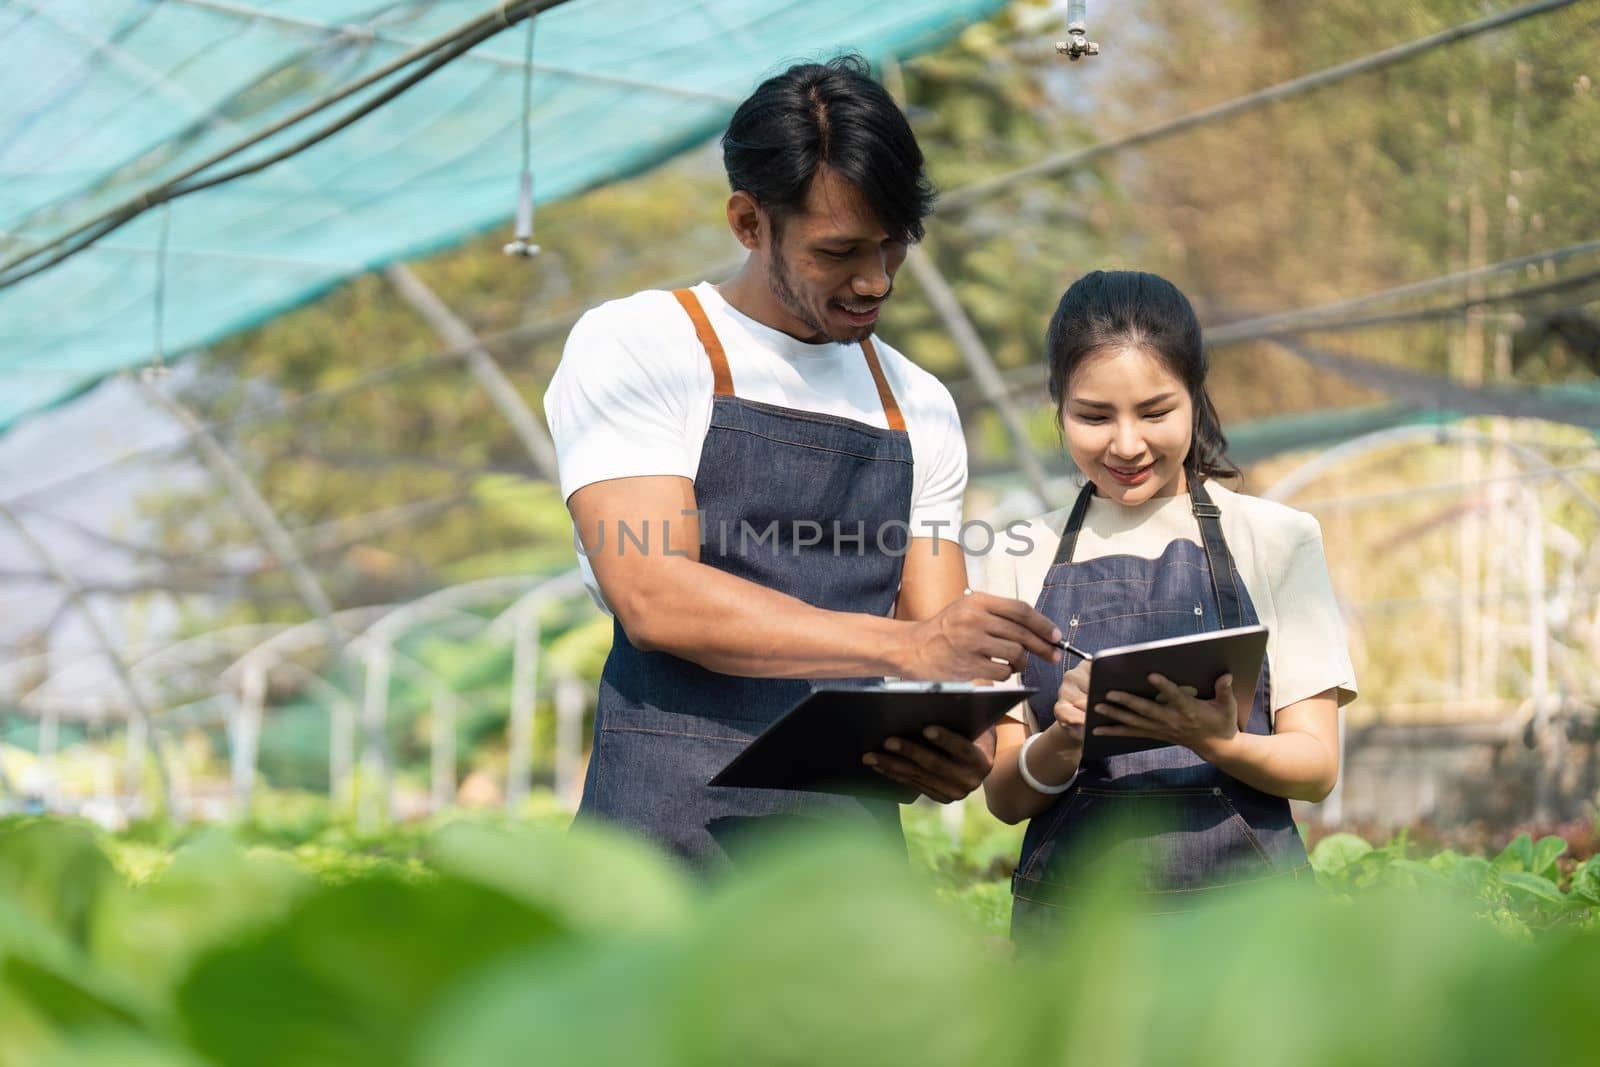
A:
[615,555,912,678]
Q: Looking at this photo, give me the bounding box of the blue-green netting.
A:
[0,0,1008,434]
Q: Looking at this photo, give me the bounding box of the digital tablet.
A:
[709,683,1034,801]
[1081,624,1267,761]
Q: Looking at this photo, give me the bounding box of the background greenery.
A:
[1,802,1598,1066]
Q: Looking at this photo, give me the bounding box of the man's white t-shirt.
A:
[544,282,968,612]
[978,480,1357,724]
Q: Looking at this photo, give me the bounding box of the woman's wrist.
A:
[1034,722,1084,776]
[1192,727,1247,766]
[1019,732,1078,794]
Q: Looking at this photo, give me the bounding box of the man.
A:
[545,55,1061,867]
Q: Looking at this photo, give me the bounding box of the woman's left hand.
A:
[1092,673,1239,756]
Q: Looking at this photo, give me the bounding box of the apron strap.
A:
[672,288,735,397]
[1049,477,1245,629]
[1189,476,1245,629]
[672,287,907,432]
[859,337,907,433]
[1051,481,1097,567]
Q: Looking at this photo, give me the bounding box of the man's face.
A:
[762,166,909,344]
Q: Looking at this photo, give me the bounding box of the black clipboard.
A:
[709,683,1034,801]
[1082,624,1268,761]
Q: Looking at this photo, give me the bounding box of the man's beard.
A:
[767,254,883,345]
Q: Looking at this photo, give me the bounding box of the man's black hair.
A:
[721,54,935,244]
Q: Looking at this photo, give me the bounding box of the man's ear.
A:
[725,190,767,252]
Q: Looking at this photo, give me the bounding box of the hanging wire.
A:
[503,14,540,258]
[0,0,578,293]
[143,205,172,382]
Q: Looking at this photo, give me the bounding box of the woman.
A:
[982,270,1357,929]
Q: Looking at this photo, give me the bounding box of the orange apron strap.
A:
[860,337,907,433]
[671,288,735,398]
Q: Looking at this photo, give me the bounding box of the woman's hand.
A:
[1051,660,1091,752]
[1092,673,1239,757]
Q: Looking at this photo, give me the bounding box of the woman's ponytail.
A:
[1189,386,1240,481]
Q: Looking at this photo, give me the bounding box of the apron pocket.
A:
[1059,600,1209,653]
[586,722,896,869]
[599,702,760,742]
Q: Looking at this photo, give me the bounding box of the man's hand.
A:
[862,725,993,804]
[898,591,1061,681]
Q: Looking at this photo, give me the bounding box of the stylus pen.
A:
[1053,637,1094,662]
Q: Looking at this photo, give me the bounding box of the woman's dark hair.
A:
[721,54,935,244]
[1045,270,1240,480]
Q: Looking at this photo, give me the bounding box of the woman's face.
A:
[1061,344,1194,505]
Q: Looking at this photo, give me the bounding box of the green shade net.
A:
[0,0,1008,435]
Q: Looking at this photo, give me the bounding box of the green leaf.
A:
[1567,856,1600,906]
[424,821,691,936]
[1497,871,1567,905]
[1310,833,1373,878]
[416,939,687,1067]
[1379,825,1412,862]
[0,819,119,949]
[177,873,564,1067]
[31,1032,208,1067]
[92,829,311,999]
[1430,851,1486,874]
[0,895,157,1058]
[1380,858,1450,890]
[1,955,145,1030]
[1493,832,1535,872]
[672,829,1020,1067]
[1528,835,1569,881]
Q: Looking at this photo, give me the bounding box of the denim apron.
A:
[577,288,915,869]
[1012,478,1310,925]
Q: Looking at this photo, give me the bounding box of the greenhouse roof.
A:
[0,0,1007,434]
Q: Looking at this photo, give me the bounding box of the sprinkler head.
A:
[1055,32,1100,60]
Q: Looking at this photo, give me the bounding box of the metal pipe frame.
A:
[0,500,179,817]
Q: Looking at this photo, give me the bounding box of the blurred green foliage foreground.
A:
[2,802,1598,1067]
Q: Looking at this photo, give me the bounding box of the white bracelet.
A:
[1018,731,1078,795]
